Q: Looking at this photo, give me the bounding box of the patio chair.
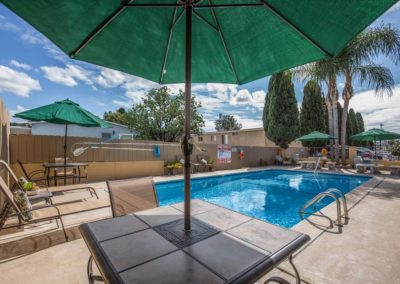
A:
[54,157,79,185]
[17,160,48,187]
[0,177,110,241]
[275,155,284,165]
[107,177,158,217]
[0,176,68,240]
[197,153,215,172]
[0,160,99,199]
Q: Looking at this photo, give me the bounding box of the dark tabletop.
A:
[80,200,310,284]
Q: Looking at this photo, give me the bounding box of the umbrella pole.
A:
[183,2,192,231]
[64,124,68,185]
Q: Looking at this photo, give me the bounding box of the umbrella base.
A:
[154,218,219,249]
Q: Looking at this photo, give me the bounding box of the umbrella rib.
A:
[208,0,240,84]
[70,0,136,58]
[193,10,218,32]
[159,2,183,83]
[259,0,333,58]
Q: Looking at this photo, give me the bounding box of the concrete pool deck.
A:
[0,167,399,283]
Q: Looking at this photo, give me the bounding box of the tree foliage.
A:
[263,71,299,149]
[126,87,204,142]
[300,80,326,138]
[214,114,242,131]
[103,107,129,125]
[356,112,365,132]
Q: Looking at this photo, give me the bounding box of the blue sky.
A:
[1,3,400,132]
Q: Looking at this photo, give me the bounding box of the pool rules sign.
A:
[217,145,231,163]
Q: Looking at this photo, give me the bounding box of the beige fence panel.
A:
[0,99,10,207]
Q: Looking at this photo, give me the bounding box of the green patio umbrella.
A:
[3,0,396,230]
[15,99,110,184]
[351,128,400,157]
[297,131,334,142]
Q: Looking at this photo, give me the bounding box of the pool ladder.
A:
[299,188,349,228]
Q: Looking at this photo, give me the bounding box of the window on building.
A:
[198,136,203,142]
[222,134,228,145]
[119,133,134,140]
[101,132,112,139]
[211,135,216,142]
[232,132,238,136]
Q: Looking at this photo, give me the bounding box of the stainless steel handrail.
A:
[314,188,348,220]
[299,190,344,227]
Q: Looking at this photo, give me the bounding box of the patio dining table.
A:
[43,162,88,185]
[80,200,310,284]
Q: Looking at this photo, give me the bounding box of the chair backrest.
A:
[55,157,73,172]
[197,154,209,163]
[0,176,22,215]
[17,160,29,178]
[0,160,23,190]
[107,177,158,217]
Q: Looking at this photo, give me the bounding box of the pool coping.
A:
[153,167,373,185]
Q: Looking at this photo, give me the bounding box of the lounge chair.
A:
[107,177,158,217]
[17,160,48,187]
[0,160,99,199]
[0,177,109,241]
[0,176,68,240]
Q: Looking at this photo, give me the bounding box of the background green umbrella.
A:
[351,128,400,157]
[15,99,110,184]
[2,0,396,230]
[297,131,334,142]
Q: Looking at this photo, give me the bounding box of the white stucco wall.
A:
[31,122,134,139]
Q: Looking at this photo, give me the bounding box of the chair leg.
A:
[264,255,301,284]
[87,256,104,284]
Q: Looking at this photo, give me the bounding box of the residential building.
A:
[28,121,135,139]
[193,128,303,148]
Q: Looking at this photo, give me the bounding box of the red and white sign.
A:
[217,145,231,164]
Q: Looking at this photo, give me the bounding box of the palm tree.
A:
[337,26,400,160]
[295,25,400,162]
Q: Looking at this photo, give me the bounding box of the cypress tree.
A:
[263,92,272,135]
[348,108,359,138]
[300,80,326,135]
[356,112,365,132]
[264,71,299,149]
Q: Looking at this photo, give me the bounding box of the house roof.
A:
[197,128,264,135]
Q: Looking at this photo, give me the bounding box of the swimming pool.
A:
[155,170,370,228]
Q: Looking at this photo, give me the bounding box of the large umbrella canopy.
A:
[15,99,110,127]
[15,99,110,184]
[351,128,400,142]
[3,0,396,230]
[351,128,400,158]
[297,131,334,142]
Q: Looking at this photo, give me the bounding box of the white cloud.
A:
[349,85,400,132]
[112,100,131,109]
[10,59,31,71]
[0,65,41,97]
[40,64,93,87]
[0,15,19,32]
[95,68,126,88]
[230,89,266,109]
[20,29,46,45]
[9,105,28,117]
[234,115,263,129]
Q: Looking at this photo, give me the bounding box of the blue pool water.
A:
[155,170,370,228]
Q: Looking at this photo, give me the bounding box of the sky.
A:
[1,3,400,132]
